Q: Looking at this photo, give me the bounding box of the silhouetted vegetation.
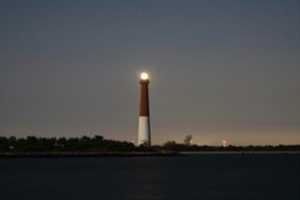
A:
[0,136,300,153]
[0,136,135,153]
[156,141,300,152]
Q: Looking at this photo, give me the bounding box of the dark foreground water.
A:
[0,154,299,200]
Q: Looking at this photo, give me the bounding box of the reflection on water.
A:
[0,154,300,200]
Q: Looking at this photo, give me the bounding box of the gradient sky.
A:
[1,0,300,145]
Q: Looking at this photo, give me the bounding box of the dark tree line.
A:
[0,136,299,153]
[0,136,135,152]
[152,141,300,152]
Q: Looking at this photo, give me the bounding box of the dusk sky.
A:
[1,0,300,145]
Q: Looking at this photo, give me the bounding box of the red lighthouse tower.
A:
[138,72,151,146]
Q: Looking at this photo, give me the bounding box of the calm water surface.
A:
[0,154,299,200]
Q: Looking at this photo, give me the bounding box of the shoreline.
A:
[1,151,300,158]
[0,151,182,158]
[181,151,300,155]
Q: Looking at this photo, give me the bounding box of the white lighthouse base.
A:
[138,116,151,146]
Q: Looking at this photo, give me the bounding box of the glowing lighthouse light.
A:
[140,72,149,80]
[138,72,151,146]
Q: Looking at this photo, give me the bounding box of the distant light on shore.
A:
[222,140,228,147]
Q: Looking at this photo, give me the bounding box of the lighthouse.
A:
[138,72,151,146]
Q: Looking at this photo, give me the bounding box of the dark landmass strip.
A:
[0,136,300,158]
[0,151,182,158]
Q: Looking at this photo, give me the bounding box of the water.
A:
[0,154,299,200]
